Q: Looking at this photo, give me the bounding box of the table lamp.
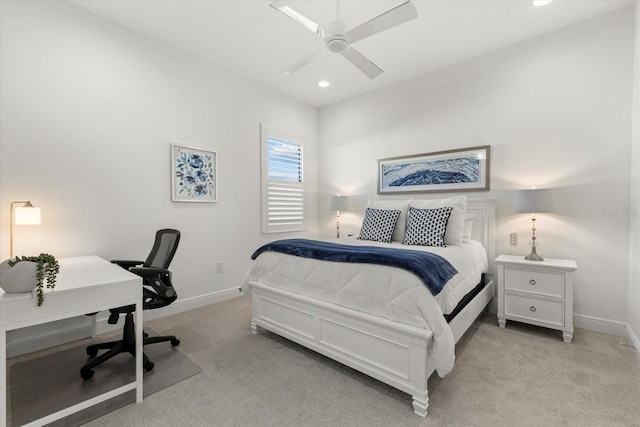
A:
[513,189,555,261]
[328,195,349,238]
[10,200,41,258]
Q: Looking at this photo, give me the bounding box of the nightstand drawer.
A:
[504,268,564,298]
[504,293,564,327]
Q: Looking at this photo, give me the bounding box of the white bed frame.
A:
[248,199,496,417]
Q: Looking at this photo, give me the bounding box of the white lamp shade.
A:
[513,189,555,214]
[328,195,349,212]
[14,206,41,225]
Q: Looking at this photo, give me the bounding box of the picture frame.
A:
[171,143,217,202]
[378,145,490,194]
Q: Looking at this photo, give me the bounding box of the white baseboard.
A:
[95,286,243,334]
[573,313,628,336]
[6,287,244,358]
[626,324,640,363]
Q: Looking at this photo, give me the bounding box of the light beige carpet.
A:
[12,295,640,426]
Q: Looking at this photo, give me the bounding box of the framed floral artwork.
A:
[171,143,217,202]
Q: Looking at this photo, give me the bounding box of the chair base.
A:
[80,312,180,380]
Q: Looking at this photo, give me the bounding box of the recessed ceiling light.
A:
[533,0,552,6]
[318,80,330,88]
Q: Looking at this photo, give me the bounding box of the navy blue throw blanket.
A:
[251,239,458,296]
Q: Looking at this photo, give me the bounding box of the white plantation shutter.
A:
[261,125,306,233]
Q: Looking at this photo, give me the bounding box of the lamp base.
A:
[524,243,544,261]
[524,227,544,261]
[524,252,544,261]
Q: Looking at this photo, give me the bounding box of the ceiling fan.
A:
[270,0,418,79]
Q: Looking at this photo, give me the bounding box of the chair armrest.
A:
[111,260,145,269]
[129,266,169,276]
[129,266,176,298]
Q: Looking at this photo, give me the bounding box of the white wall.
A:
[628,3,640,352]
[319,9,635,331]
[0,1,319,305]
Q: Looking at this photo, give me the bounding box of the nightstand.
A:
[496,255,577,343]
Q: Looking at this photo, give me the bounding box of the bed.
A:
[244,198,496,416]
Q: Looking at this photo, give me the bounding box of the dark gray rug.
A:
[8,330,201,426]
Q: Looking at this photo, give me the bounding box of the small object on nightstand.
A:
[496,254,577,343]
[328,195,349,238]
[512,188,555,261]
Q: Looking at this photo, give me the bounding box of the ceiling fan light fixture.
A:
[327,37,349,54]
[318,80,330,88]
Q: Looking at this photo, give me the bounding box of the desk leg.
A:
[1,325,7,427]
[91,314,97,339]
[135,303,143,403]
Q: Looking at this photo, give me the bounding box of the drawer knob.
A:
[529,279,536,285]
[530,306,537,312]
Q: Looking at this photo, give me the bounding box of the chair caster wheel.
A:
[144,361,154,371]
[171,338,180,347]
[81,368,94,380]
[87,348,98,357]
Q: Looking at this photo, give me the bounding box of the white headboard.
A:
[467,198,497,276]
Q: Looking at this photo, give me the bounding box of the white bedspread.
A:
[244,237,488,377]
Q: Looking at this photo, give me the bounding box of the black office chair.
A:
[80,229,181,380]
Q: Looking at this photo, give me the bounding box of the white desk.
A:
[0,256,143,427]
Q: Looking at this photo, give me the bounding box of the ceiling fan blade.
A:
[270,1,327,38]
[340,47,383,79]
[346,1,417,44]
[284,47,326,74]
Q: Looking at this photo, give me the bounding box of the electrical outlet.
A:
[216,262,223,273]
[510,232,518,245]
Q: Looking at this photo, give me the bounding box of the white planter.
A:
[0,259,38,293]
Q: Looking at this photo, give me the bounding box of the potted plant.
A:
[0,253,59,306]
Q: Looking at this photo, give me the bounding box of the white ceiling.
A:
[67,0,635,108]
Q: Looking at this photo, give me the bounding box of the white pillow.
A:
[409,196,467,245]
[367,200,410,242]
[463,214,475,243]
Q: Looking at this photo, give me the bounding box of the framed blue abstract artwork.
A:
[378,146,490,194]
[171,143,217,202]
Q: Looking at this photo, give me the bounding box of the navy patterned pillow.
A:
[357,208,401,243]
[403,207,453,247]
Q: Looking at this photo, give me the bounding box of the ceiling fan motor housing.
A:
[326,19,349,53]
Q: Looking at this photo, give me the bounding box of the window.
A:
[261,124,305,233]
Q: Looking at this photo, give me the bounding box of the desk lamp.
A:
[328,195,349,238]
[10,201,41,258]
[513,189,555,261]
